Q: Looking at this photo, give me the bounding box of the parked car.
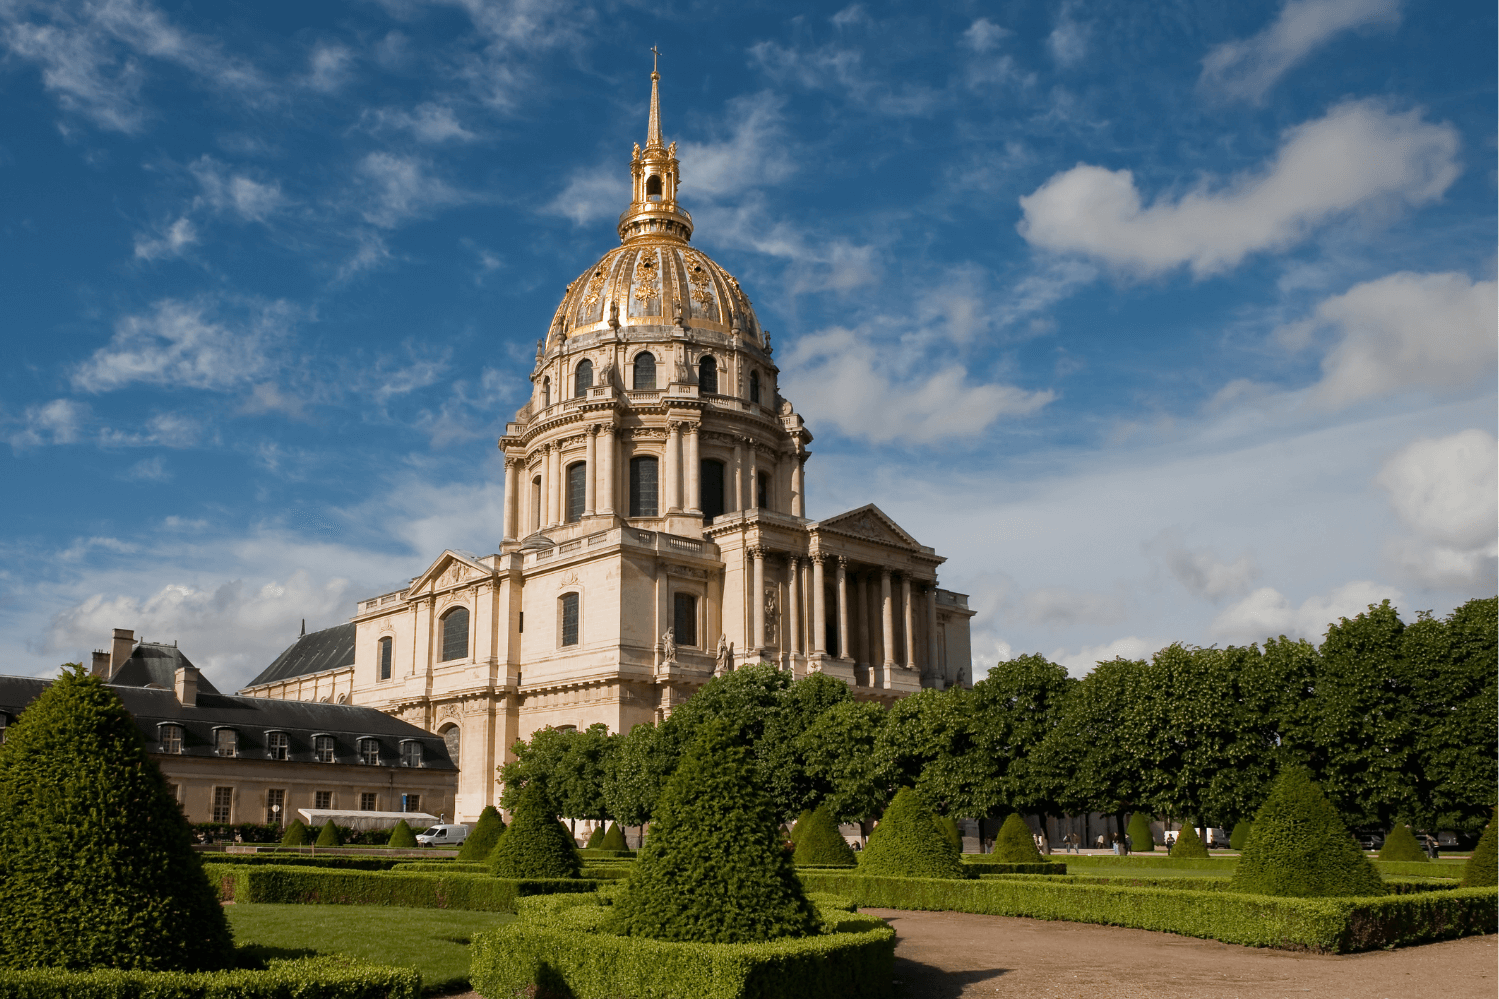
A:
[415,823,469,847]
[1354,830,1384,851]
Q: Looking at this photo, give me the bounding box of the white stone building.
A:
[240,69,975,822]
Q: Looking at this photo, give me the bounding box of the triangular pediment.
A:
[813,504,923,549]
[407,549,490,596]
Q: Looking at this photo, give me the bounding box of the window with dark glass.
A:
[531,476,542,531]
[402,793,422,812]
[401,742,423,768]
[560,592,580,646]
[441,607,470,661]
[359,737,380,765]
[315,790,332,809]
[314,735,335,763]
[360,792,378,811]
[541,376,551,407]
[215,729,238,758]
[757,471,769,511]
[0,713,7,745]
[160,723,183,754]
[212,786,233,823]
[633,352,656,390]
[645,174,662,199]
[566,461,586,523]
[673,593,698,648]
[574,359,593,397]
[379,636,392,680]
[267,731,289,760]
[700,460,725,524]
[698,356,718,394]
[749,370,761,403]
[629,456,658,517]
[266,788,285,826]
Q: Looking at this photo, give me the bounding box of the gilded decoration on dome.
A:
[633,251,660,305]
[685,252,714,306]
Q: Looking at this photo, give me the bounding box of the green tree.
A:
[1459,812,1496,888]
[553,723,616,824]
[857,787,965,879]
[797,699,890,827]
[489,781,580,879]
[1228,821,1253,851]
[1126,812,1155,852]
[791,805,857,867]
[602,721,673,828]
[612,720,819,943]
[874,687,993,819]
[756,672,851,819]
[600,822,627,851]
[968,654,1073,823]
[458,806,505,861]
[386,819,416,848]
[1169,824,1209,858]
[0,666,233,971]
[315,820,341,847]
[498,725,578,811]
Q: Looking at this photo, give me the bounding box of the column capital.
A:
[879,566,892,580]
[587,423,602,436]
[836,555,850,568]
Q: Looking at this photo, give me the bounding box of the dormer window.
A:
[267,731,289,760]
[400,740,424,768]
[359,737,381,765]
[159,723,183,754]
[314,734,335,763]
[214,728,238,758]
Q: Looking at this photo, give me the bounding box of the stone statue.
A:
[662,627,676,663]
[668,141,676,158]
[714,634,730,676]
[762,329,773,354]
[633,141,641,161]
[608,299,620,329]
[673,300,688,329]
[764,588,778,634]
[597,359,617,389]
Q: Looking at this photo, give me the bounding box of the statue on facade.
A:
[714,634,730,676]
[608,299,620,329]
[661,627,676,664]
[764,588,778,634]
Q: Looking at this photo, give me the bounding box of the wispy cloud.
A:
[1376,429,1498,589]
[7,398,89,449]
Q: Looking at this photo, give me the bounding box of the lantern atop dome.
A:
[618,55,694,245]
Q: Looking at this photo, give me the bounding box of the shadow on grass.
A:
[893,959,1011,999]
[234,945,318,967]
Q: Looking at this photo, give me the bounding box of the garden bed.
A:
[206,863,598,912]
[0,956,419,999]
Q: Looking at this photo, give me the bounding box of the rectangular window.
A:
[314,735,335,763]
[673,593,698,648]
[359,738,380,765]
[267,731,289,760]
[379,637,392,681]
[160,724,183,754]
[518,611,524,633]
[315,790,332,810]
[215,729,237,758]
[166,782,179,803]
[360,792,378,811]
[757,471,769,511]
[402,793,421,813]
[700,460,725,524]
[212,786,233,823]
[560,592,579,647]
[629,456,658,517]
[566,462,586,523]
[401,742,423,768]
[266,788,285,826]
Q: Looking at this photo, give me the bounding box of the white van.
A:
[415,823,469,847]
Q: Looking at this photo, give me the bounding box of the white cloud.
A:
[189,156,285,222]
[8,398,88,449]
[1376,429,1498,589]
[1202,0,1401,103]
[1145,531,1259,602]
[1019,587,1125,628]
[365,102,475,143]
[1047,5,1090,67]
[357,152,463,228]
[1017,100,1460,277]
[133,216,198,260]
[304,43,352,92]
[1210,580,1401,643]
[123,456,171,481]
[1052,636,1165,677]
[782,327,1054,444]
[72,297,298,393]
[1280,271,1497,408]
[962,18,1011,53]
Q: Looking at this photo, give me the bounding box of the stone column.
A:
[583,427,598,517]
[903,575,915,668]
[787,557,802,656]
[542,445,554,528]
[751,547,766,650]
[811,555,827,656]
[685,423,701,514]
[747,443,759,510]
[731,440,743,512]
[875,567,887,669]
[856,572,869,666]
[665,421,682,513]
[791,455,806,518]
[926,585,939,680]
[836,557,851,661]
[599,424,616,515]
[553,443,565,526]
[501,458,518,541]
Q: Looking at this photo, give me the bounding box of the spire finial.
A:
[646,46,663,149]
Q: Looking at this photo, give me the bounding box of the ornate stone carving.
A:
[764,588,778,633]
[661,627,677,663]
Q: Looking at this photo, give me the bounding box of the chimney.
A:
[90,650,111,678]
[174,664,199,707]
[109,629,135,678]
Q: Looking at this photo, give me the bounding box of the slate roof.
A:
[244,623,356,688]
[110,642,222,694]
[0,676,455,771]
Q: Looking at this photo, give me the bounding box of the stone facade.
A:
[239,70,976,823]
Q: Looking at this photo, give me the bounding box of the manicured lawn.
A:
[227,903,514,993]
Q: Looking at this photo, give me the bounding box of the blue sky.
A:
[2,0,1494,689]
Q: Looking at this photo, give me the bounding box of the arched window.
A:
[701,459,725,525]
[439,724,460,765]
[757,471,770,511]
[541,376,551,408]
[531,476,542,532]
[646,175,662,199]
[440,606,470,662]
[749,370,761,404]
[566,461,586,523]
[633,352,656,390]
[629,456,658,517]
[698,355,718,395]
[378,636,392,681]
[574,359,593,397]
[560,592,580,646]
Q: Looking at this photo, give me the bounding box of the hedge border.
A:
[0,957,419,999]
[1062,855,1239,871]
[961,860,1068,875]
[578,848,637,859]
[798,873,1497,953]
[204,855,406,871]
[205,863,598,912]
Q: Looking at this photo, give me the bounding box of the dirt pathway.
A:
[868,908,1496,999]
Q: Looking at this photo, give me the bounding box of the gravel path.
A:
[868,908,1496,999]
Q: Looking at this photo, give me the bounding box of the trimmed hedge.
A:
[0,957,420,999]
[601,822,628,851]
[280,820,310,847]
[392,861,490,874]
[1230,821,1253,851]
[1461,814,1496,888]
[205,863,597,912]
[935,814,962,851]
[204,855,403,871]
[386,820,416,849]
[983,873,1455,896]
[458,806,505,862]
[798,872,1498,953]
[962,860,1068,875]
[1231,767,1384,898]
[1066,855,1237,871]
[789,810,813,846]
[489,783,581,880]
[470,898,895,999]
[578,848,636,860]
[315,821,341,848]
[1170,825,1210,859]
[1127,813,1156,852]
[1378,824,1428,862]
[1376,860,1463,877]
[793,807,857,867]
[991,814,1042,863]
[857,789,965,880]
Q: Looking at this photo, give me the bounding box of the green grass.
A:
[227,903,514,994]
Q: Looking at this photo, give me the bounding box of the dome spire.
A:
[619,53,692,244]
[646,46,664,150]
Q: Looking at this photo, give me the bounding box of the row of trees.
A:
[499,598,1496,838]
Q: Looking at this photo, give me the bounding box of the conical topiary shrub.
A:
[858,788,966,879]
[281,819,310,847]
[0,666,234,971]
[1459,812,1496,888]
[600,821,627,851]
[458,806,506,861]
[936,814,962,851]
[991,813,1042,863]
[315,820,341,847]
[1170,824,1209,859]
[387,819,417,848]
[792,806,856,867]
[1127,813,1155,852]
[789,809,813,845]
[1378,823,1428,862]
[1229,821,1253,851]
[611,720,820,943]
[585,825,605,848]
[489,782,581,879]
[1229,767,1384,898]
